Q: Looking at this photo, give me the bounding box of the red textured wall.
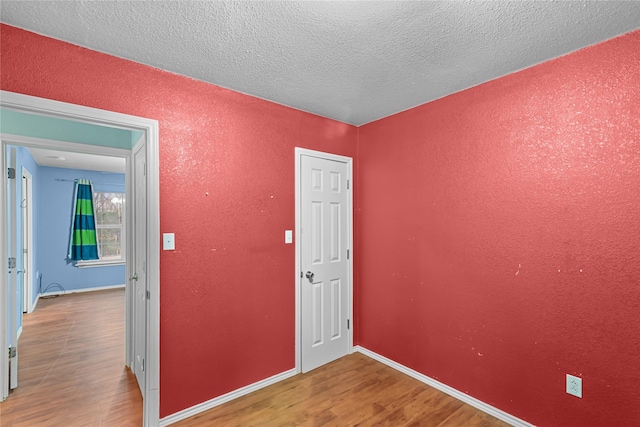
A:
[0,24,357,416]
[357,30,640,426]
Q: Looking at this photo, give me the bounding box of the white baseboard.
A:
[40,283,125,297]
[32,293,40,311]
[158,347,532,426]
[159,368,298,426]
[355,346,534,427]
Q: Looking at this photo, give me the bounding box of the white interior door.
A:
[21,168,33,314]
[300,154,350,373]
[8,147,19,390]
[133,140,147,395]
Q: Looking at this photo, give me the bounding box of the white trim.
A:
[354,346,535,427]
[17,326,22,340]
[40,283,126,297]
[7,144,17,397]
[32,293,40,312]
[32,283,127,314]
[21,167,34,314]
[131,133,148,397]
[159,368,297,427]
[0,90,161,427]
[145,103,161,426]
[294,147,354,374]
[0,134,132,158]
[1,91,152,132]
[76,260,126,268]
[125,145,134,370]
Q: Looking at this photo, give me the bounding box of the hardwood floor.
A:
[1,290,510,426]
[171,352,511,427]
[0,289,142,427]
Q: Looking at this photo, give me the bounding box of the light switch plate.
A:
[163,233,175,250]
[285,230,293,244]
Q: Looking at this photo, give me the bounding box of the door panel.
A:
[330,203,341,262]
[301,155,349,372]
[311,282,323,346]
[330,278,342,340]
[133,141,147,395]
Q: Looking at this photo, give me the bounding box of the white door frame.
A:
[294,147,354,372]
[132,137,148,395]
[21,167,34,314]
[7,146,18,389]
[0,90,160,427]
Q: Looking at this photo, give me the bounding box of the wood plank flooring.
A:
[1,289,511,426]
[171,352,511,427]
[0,289,142,427]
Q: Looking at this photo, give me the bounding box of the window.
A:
[79,191,125,265]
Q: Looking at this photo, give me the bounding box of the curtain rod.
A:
[54,178,125,186]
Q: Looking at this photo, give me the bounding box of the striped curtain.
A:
[68,179,100,261]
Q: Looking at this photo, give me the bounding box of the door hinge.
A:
[146,290,150,300]
[8,257,16,269]
[141,358,145,372]
[347,179,350,190]
[347,319,350,330]
[347,249,350,260]
[9,346,16,358]
[300,271,303,278]
[7,167,16,180]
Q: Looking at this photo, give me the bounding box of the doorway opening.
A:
[0,90,160,426]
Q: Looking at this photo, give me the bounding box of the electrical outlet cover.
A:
[566,374,582,398]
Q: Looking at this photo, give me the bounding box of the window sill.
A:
[76,260,125,268]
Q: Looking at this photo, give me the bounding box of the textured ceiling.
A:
[1,1,639,125]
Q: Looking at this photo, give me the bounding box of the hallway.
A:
[0,289,142,426]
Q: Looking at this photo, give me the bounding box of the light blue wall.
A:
[37,167,126,293]
[2,110,133,346]
[1,108,143,149]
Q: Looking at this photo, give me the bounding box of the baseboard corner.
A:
[159,368,298,426]
[354,346,534,427]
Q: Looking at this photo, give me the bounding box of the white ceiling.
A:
[1,1,639,126]
[28,147,126,173]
